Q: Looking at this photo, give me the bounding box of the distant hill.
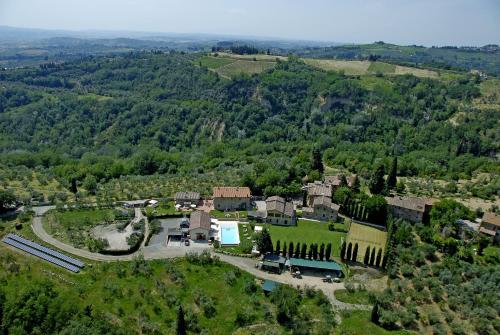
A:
[291,42,500,76]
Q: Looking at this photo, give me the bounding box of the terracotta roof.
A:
[313,196,340,211]
[307,183,332,197]
[482,212,500,227]
[385,196,431,213]
[324,175,343,186]
[175,191,200,201]
[189,211,211,231]
[479,227,496,236]
[266,196,294,217]
[213,187,251,198]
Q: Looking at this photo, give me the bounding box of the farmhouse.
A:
[213,187,251,211]
[302,196,339,222]
[479,212,500,242]
[385,196,433,224]
[346,222,387,266]
[189,210,211,241]
[175,191,200,207]
[304,181,332,206]
[265,196,296,226]
[324,174,355,190]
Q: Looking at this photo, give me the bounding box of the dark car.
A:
[184,240,190,246]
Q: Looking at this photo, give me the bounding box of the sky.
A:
[0,0,499,46]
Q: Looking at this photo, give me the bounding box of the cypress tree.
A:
[364,246,371,265]
[312,243,318,260]
[351,175,360,193]
[387,157,397,189]
[308,243,313,259]
[282,242,287,257]
[376,249,382,267]
[311,147,324,174]
[294,242,301,258]
[275,240,281,255]
[346,243,352,261]
[319,243,325,261]
[288,242,294,258]
[176,305,187,335]
[352,243,359,262]
[369,164,386,195]
[340,241,346,261]
[370,248,376,265]
[325,243,332,261]
[300,243,307,259]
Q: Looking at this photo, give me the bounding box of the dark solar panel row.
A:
[6,233,84,268]
[3,237,80,273]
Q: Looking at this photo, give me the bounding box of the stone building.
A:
[302,196,339,222]
[265,196,296,226]
[213,187,251,211]
[385,196,433,224]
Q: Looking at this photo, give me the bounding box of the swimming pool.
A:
[220,223,240,246]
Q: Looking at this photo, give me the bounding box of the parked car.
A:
[184,240,190,246]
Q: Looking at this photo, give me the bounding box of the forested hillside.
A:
[0,51,498,200]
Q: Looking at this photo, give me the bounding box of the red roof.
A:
[213,187,251,198]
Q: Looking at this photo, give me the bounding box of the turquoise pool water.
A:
[220,223,240,245]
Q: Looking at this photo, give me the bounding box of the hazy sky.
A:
[0,0,499,46]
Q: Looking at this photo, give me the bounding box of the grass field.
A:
[368,61,396,74]
[43,208,115,247]
[216,60,276,78]
[336,310,414,335]
[145,201,178,217]
[304,59,371,75]
[334,289,372,305]
[198,56,235,69]
[346,223,387,263]
[265,219,347,257]
[0,246,336,334]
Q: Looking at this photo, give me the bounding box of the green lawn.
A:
[265,219,347,257]
[145,201,178,217]
[210,210,248,219]
[198,56,235,69]
[334,289,372,305]
[43,208,116,247]
[336,310,415,335]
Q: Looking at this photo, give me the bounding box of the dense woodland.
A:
[0,50,498,202]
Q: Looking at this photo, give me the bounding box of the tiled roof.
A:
[213,187,251,198]
[483,212,500,227]
[175,191,200,200]
[307,183,332,197]
[313,196,340,211]
[266,196,294,217]
[189,211,211,230]
[385,196,431,213]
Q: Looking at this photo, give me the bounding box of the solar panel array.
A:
[6,233,85,268]
[2,233,85,273]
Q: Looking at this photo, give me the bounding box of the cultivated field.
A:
[216,60,276,78]
[265,219,347,257]
[304,59,371,75]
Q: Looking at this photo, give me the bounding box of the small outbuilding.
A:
[288,258,343,277]
[261,254,287,273]
[262,280,279,294]
[175,191,201,207]
[189,210,211,241]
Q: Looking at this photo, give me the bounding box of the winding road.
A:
[29,206,369,310]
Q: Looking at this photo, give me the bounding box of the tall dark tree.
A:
[294,243,301,258]
[288,242,294,258]
[364,246,371,265]
[308,244,313,259]
[300,243,307,259]
[351,175,360,193]
[339,174,348,187]
[69,177,78,194]
[370,248,376,265]
[257,228,273,254]
[282,242,287,257]
[312,243,318,260]
[311,147,324,174]
[386,157,398,190]
[275,240,281,255]
[340,241,347,261]
[369,164,385,195]
[375,249,383,267]
[319,243,325,261]
[176,305,187,335]
[352,243,359,262]
[346,243,352,261]
[325,243,332,261]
